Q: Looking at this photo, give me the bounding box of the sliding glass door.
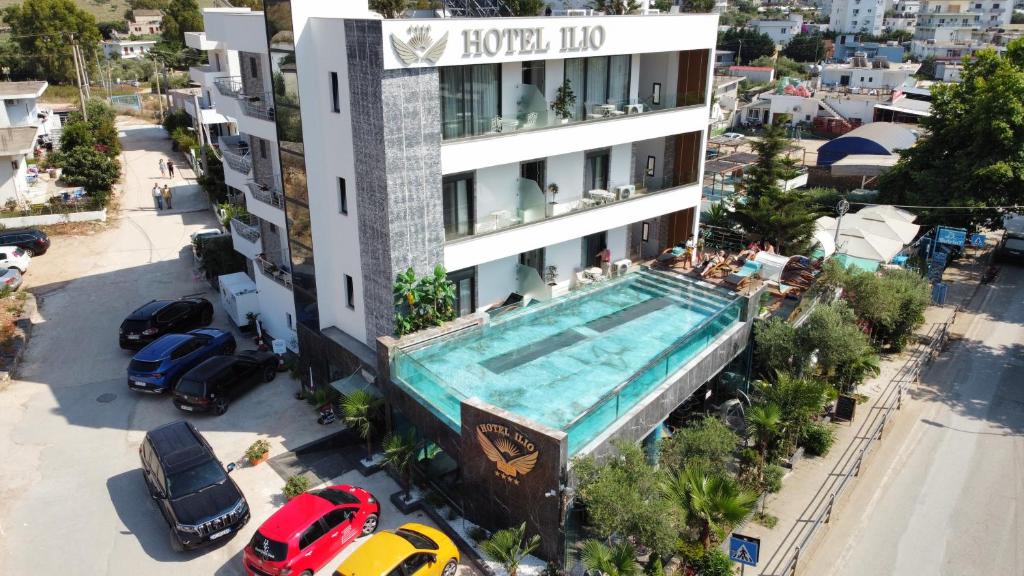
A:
[440,64,501,139]
[442,173,474,240]
[564,55,632,119]
[585,149,610,192]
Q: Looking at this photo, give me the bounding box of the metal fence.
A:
[764,307,958,575]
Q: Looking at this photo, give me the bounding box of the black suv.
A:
[0,228,49,256]
[119,298,215,349]
[173,351,279,415]
[139,420,250,551]
[994,232,1024,265]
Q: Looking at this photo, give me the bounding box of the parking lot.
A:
[0,120,473,576]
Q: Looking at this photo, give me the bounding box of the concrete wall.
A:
[477,255,518,310]
[0,208,107,229]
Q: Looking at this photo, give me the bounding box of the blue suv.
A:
[127,329,236,393]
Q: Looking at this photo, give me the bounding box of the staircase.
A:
[442,0,513,17]
[816,98,853,130]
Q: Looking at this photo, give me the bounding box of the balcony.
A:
[219,135,251,175]
[189,64,227,88]
[256,254,292,290]
[246,179,284,210]
[184,31,220,51]
[230,215,262,260]
[239,92,276,122]
[214,76,243,98]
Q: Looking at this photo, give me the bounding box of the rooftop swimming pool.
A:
[392,270,743,454]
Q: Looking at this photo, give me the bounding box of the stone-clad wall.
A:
[239,51,265,96]
[249,136,274,187]
[345,20,444,345]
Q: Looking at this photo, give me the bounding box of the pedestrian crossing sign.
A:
[729,533,760,567]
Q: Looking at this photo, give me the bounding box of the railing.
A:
[563,297,743,454]
[256,254,293,290]
[442,0,513,17]
[230,215,260,243]
[214,76,243,98]
[246,179,284,209]
[239,92,275,121]
[219,136,251,174]
[765,310,957,575]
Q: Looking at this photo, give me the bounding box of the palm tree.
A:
[745,403,782,477]
[661,466,758,550]
[341,389,382,461]
[381,430,418,501]
[480,523,541,576]
[756,372,829,447]
[370,0,409,19]
[580,540,641,576]
[701,202,733,229]
[589,0,642,14]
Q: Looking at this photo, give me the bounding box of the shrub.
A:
[283,475,310,499]
[171,127,198,152]
[659,416,739,473]
[688,549,733,576]
[245,439,270,463]
[162,108,192,135]
[800,422,835,456]
[753,511,778,528]
[58,147,121,201]
[763,464,785,493]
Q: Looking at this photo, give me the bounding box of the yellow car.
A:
[334,523,460,576]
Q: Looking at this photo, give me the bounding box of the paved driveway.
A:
[0,120,333,575]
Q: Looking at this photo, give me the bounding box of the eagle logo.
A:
[390,26,448,66]
[477,425,538,478]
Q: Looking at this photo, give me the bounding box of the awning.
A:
[754,251,790,283]
[839,213,920,244]
[329,371,379,398]
[830,154,899,177]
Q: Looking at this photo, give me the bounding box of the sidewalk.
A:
[742,244,991,575]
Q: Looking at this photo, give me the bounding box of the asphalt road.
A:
[801,264,1024,575]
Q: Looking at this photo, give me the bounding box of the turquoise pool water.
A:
[393,270,742,454]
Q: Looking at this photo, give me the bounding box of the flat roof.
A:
[830,154,899,177]
[876,98,932,116]
[0,81,46,100]
[0,127,38,156]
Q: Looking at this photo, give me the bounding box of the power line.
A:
[848,202,1022,210]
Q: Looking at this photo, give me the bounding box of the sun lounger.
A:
[724,260,762,288]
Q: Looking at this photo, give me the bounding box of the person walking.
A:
[162,185,173,210]
[166,160,175,179]
[152,184,163,210]
[158,158,166,178]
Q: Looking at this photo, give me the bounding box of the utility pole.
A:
[70,36,88,121]
[96,53,110,100]
[192,90,208,173]
[152,61,165,121]
[74,43,91,101]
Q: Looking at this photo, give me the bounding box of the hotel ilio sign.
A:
[476,423,538,486]
[389,24,606,67]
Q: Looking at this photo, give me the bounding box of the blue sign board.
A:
[936,226,967,247]
[932,282,948,305]
[970,233,987,248]
[729,534,760,567]
[932,252,948,268]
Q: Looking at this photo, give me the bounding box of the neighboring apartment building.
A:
[0,81,61,205]
[101,38,157,60]
[884,0,920,31]
[749,14,804,44]
[914,0,981,40]
[831,0,886,34]
[192,2,746,560]
[972,0,1014,26]
[821,56,918,89]
[833,34,907,60]
[127,9,163,36]
[178,25,244,141]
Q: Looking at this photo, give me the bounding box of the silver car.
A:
[1,267,22,291]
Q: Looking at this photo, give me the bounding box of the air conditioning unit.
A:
[615,184,636,200]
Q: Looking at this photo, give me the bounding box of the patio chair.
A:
[724,259,762,289]
[490,116,504,133]
[522,112,538,129]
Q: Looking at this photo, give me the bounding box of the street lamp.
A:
[834,198,850,246]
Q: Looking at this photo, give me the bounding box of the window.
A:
[446,268,476,317]
[299,521,326,549]
[403,553,434,575]
[330,71,340,113]
[338,178,348,214]
[563,55,631,120]
[259,139,268,159]
[439,64,501,139]
[345,275,354,309]
[585,148,611,191]
[323,509,355,530]
[677,49,710,107]
[521,60,545,96]
[249,56,259,78]
[442,173,474,240]
[269,223,277,234]
[286,313,293,329]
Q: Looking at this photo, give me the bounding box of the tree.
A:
[573,442,677,556]
[341,389,383,461]
[659,416,739,473]
[381,431,418,501]
[67,99,121,157]
[745,403,782,478]
[580,540,641,576]
[879,43,1024,229]
[58,121,95,153]
[755,373,829,448]
[590,0,643,14]
[701,202,734,229]
[161,0,203,48]
[1,0,101,84]
[915,56,936,79]
[797,301,879,392]
[782,33,825,62]
[507,0,546,15]
[680,0,716,12]
[717,28,776,65]
[660,466,758,550]
[753,317,802,378]
[751,55,805,79]
[481,523,541,576]
[1013,12,1024,24]
[370,0,409,18]
[58,146,120,201]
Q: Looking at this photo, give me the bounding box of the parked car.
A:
[127,329,235,393]
[0,246,30,273]
[140,420,249,551]
[0,268,22,291]
[243,484,381,576]
[994,232,1024,265]
[332,523,459,576]
[0,228,49,256]
[119,297,215,349]
[172,350,278,414]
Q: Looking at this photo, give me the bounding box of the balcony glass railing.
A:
[256,254,293,289]
[246,178,284,209]
[230,215,260,243]
[218,136,251,174]
[239,92,276,122]
[441,85,705,142]
[214,76,243,98]
[452,174,684,242]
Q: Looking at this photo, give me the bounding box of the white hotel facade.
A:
[192,2,718,384]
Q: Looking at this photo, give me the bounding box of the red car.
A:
[244,484,380,576]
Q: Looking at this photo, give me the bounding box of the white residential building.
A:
[821,58,919,89]
[749,14,804,44]
[973,0,1014,26]
[884,0,919,31]
[101,38,157,60]
[180,21,245,141]
[126,9,163,36]
[914,0,981,40]
[831,0,887,34]
[0,82,61,205]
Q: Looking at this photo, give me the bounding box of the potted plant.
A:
[245,439,271,466]
[547,183,559,203]
[550,79,576,124]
